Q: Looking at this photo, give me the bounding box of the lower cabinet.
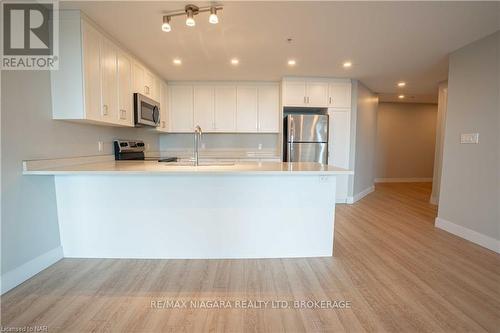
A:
[168,82,280,133]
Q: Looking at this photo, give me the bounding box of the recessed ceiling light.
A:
[343,61,352,68]
[397,81,406,87]
[398,94,405,99]
[288,59,296,66]
[173,58,182,65]
[231,58,239,65]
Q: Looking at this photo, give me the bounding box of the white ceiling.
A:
[62,1,500,102]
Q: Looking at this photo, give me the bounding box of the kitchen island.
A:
[24,158,352,259]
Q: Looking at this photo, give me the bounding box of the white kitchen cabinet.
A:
[144,71,154,97]
[132,62,145,95]
[214,86,236,132]
[117,51,133,126]
[169,85,194,132]
[153,76,161,102]
[194,86,215,130]
[283,78,351,108]
[236,86,259,132]
[157,81,169,132]
[329,110,351,202]
[283,81,307,106]
[306,81,329,106]
[52,12,160,127]
[283,79,328,107]
[100,38,118,123]
[328,81,352,108]
[81,20,101,122]
[257,84,280,132]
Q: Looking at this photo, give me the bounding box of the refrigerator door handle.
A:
[290,121,295,144]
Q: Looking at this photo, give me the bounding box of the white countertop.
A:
[23,159,353,176]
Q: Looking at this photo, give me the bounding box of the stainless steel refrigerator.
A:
[285,114,329,164]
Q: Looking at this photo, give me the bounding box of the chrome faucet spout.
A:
[194,125,203,166]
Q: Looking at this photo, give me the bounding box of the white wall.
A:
[1,71,160,285]
[436,31,499,251]
[376,102,437,180]
[348,81,378,200]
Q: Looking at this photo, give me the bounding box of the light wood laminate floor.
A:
[2,183,499,332]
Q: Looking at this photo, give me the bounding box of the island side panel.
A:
[54,174,336,258]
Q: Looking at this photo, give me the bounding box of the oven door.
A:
[134,93,160,127]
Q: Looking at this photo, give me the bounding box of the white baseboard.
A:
[375,177,433,183]
[1,246,63,294]
[336,197,347,204]
[429,195,438,205]
[346,185,375,204]
[435,217,500,253]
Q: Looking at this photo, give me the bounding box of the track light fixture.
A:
[161,4,222,32]
[162,16,171,32]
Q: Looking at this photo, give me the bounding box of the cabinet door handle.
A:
[303,96,307,104]
[329,97,332,104]
[144,85,150,94]
[162,121,166,128]
[103,104,108,116]
[120,109,126,120]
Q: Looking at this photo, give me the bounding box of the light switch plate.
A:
[460,133,479,144]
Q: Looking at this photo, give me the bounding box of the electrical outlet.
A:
[98,141,103,152]
[258,143,263,150]
[146,143,150,151]
[201,143,206,149]
[460,133,479,144]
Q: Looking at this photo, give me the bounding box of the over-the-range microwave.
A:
[134,93,160,127]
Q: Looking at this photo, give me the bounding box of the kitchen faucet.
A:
[193,125,203,166]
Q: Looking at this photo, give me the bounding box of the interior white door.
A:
[258,85,280,132]
[81,21,101,121]
[306,81,329,107]
[284,81,307,106]
[193,86,215,131]
[236,86,258,132]
[214,86,236,132]
[169,85,193,132]
[117,52,132,126]
[329,82,352,108]
[100,38,118,123]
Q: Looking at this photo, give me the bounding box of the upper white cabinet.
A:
[236,86,259,132]
[157,81,169,132]
[169,85,194,132]
[306,81,329,106]
[167,82,280,133]
[194,86,215,131]
[257,84,280,132]
[282,78,351,108]
[117,51,133,126]
[328,81,352,108]
[133,63,161,102]
[100,37,118,123]
[283,81,307,106]
[80,20,101,122]
[214,86,236,132]
[51,11,166,127]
